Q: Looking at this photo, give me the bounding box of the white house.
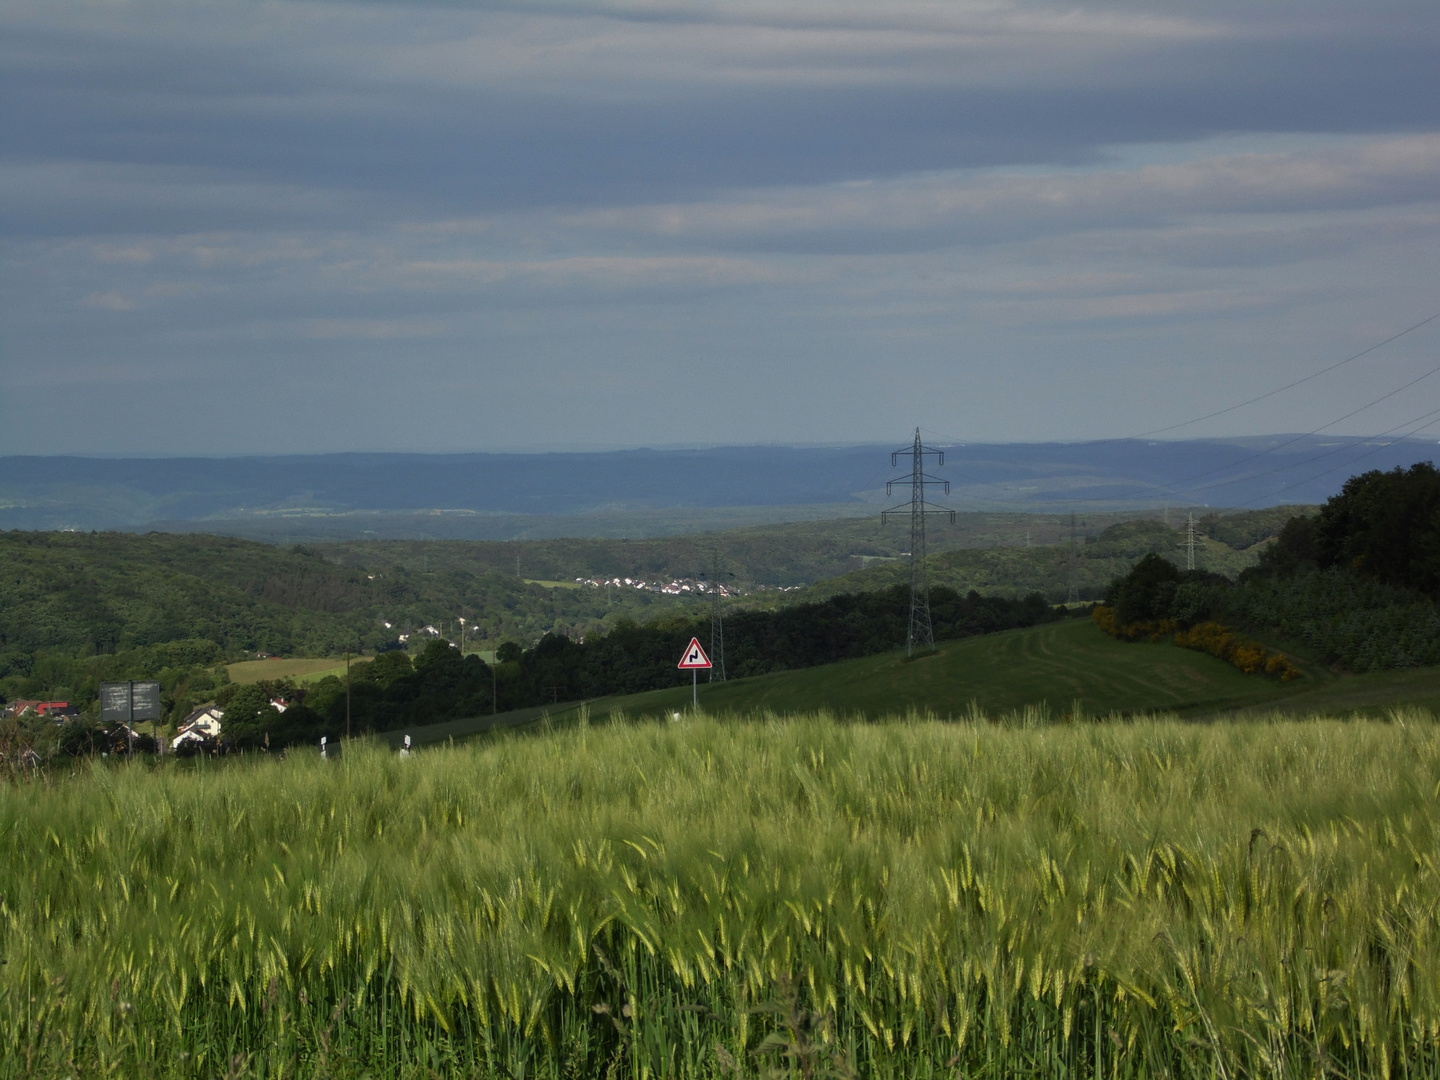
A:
[172,705,224,750]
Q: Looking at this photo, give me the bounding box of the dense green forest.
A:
[1098,464,1440,673]
[0,530,694,682]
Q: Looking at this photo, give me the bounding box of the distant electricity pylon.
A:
[1184,512,1198,571]
[882,429,955,657]
[704,553,735,682]
[1066,513,1081,604]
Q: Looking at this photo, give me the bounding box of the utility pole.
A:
[706,552,735,682]
[1185,512,1198,571]
[345,648,352,741]
[882,429,955,657]
[1066,513,1080,604]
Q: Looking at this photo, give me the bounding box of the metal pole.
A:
[128,681,135,758]
[692,669,697,709]
[345,650,351,740]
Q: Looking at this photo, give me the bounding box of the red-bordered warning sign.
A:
[677,637,712,669]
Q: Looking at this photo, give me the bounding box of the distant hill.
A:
[1,437,1432,537]
[0,531,688,669]
[0,509,1285,707]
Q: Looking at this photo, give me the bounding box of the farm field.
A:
[264,619,1440,753]
[227,656,374,685]
[3,712,1438,1078]
[495,619,1440,739]
[608,616,1299,719]
[397,618,1304,746]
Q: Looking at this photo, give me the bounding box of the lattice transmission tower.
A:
[1067,513,1080,603]
[704,553,735,682]
[882,429,955,657]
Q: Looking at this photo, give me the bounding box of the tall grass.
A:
[2,709,1438,1078]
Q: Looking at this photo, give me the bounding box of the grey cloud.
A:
[5,1,1438,236]
[550,137,1440,254]
[2,0,1439,454]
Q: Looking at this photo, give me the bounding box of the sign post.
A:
[100,681,163,756]
[676,637,712,709]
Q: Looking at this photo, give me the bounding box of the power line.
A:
[1235,411,1440,509]
[1186,402,1440,500]
[917,349,1440,509]
[1146,356,1440,499]
[919,305,1440,458]
[913,304,1440,508]
[1128,308,1440,440]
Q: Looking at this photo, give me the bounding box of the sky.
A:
[2,0,1438,455]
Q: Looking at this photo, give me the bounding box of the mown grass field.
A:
[227,656,374,685]
[2,711,1438,1078]
[401,619,1314,746]
[631,617,1296,719]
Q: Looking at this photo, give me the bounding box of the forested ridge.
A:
[1,508,1286,684]
[1097,463,1440,674]
[0,530,689,675]
[0,503,1301,753]
[771,507,1296,607]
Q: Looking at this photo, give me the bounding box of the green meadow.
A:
[389,618,1440,748]
[3,710,1439,1078]
[593,617,1294,722]
[227,657,375,685]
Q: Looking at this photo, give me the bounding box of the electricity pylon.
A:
[1185,512,1198,571]
[882,429,955,657]
[1067,513,1080,603]
[705,553,735,682]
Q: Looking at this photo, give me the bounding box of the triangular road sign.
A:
[677,637,713,669]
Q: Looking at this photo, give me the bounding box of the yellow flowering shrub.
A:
[1094,607,1301,681]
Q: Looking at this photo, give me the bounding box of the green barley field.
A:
[3,710,1439,1078]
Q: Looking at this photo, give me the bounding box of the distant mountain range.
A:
[1,437,1435,539]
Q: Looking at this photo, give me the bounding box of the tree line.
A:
[1097,463,1440,673]
[205,584,1064,749]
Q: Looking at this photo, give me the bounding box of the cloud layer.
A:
[2,0,1438,453]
